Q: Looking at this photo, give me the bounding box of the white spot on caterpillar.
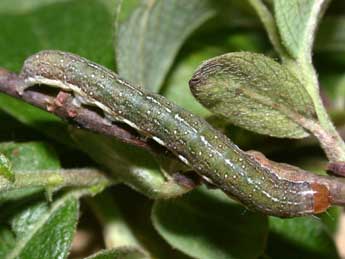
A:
[117,77,143,95]
[178,155,190,165]
[152,136,165,146]
[146,95,161,106]
[225,159,233,167]
[200,136,210,146]
[261,189,280,202]
[87,63,100,69]
[174,113,188,125]
[300,189,315,196]
[123,119,140,131]
[201,175,214,184]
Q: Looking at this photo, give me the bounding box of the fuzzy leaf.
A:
[0,142,60,202]
[116,0,216,92]
[0,153,13,182]
[85,247,149,259]
[190,52,316,138]
[0,142,60,171]
[274,0,330,59]
[152,187,268,259]
[0,0,114,72]
[0,193,79,259]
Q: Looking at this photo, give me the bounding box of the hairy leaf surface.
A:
[0,153,13,181]
[1,193,78,259]
[116,0,216,92]
[274,0,330,59]
[190,52,316,138]
[152,187,268,259]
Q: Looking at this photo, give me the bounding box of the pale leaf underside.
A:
[274,0,329,59]
[116,0,215,92]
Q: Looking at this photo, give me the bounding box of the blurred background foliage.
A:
[0,0,344,258]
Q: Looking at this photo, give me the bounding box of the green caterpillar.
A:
[18,50,330,217]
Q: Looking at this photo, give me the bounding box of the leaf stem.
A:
[247,0,288,58]
[298,115,345,162]
[299,61,345,162]
[0,168,112,193]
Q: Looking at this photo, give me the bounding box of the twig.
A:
[0,168,111,193]
[0,68,151,150]
[0,68,201,196]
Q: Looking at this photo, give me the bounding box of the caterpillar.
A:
[18,50,331,217]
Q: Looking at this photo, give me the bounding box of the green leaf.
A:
[0,0,114,145]
[274,0,330,59]
[0,192,79,259]
[116,0,216,92]
[115,0,141,24]
[152,187,268,259]
[84,247,149,259]
[0,142,60,202]
[0,142,60,171]
[190,52,316,138]
[247,0,288,57]
[267,215,339,259]
[319,206,341,235]
[0,0,69,14]
[70,129,188,199]
[0,0,114,72]
[0,153,14,182]
[162,31,268,117]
